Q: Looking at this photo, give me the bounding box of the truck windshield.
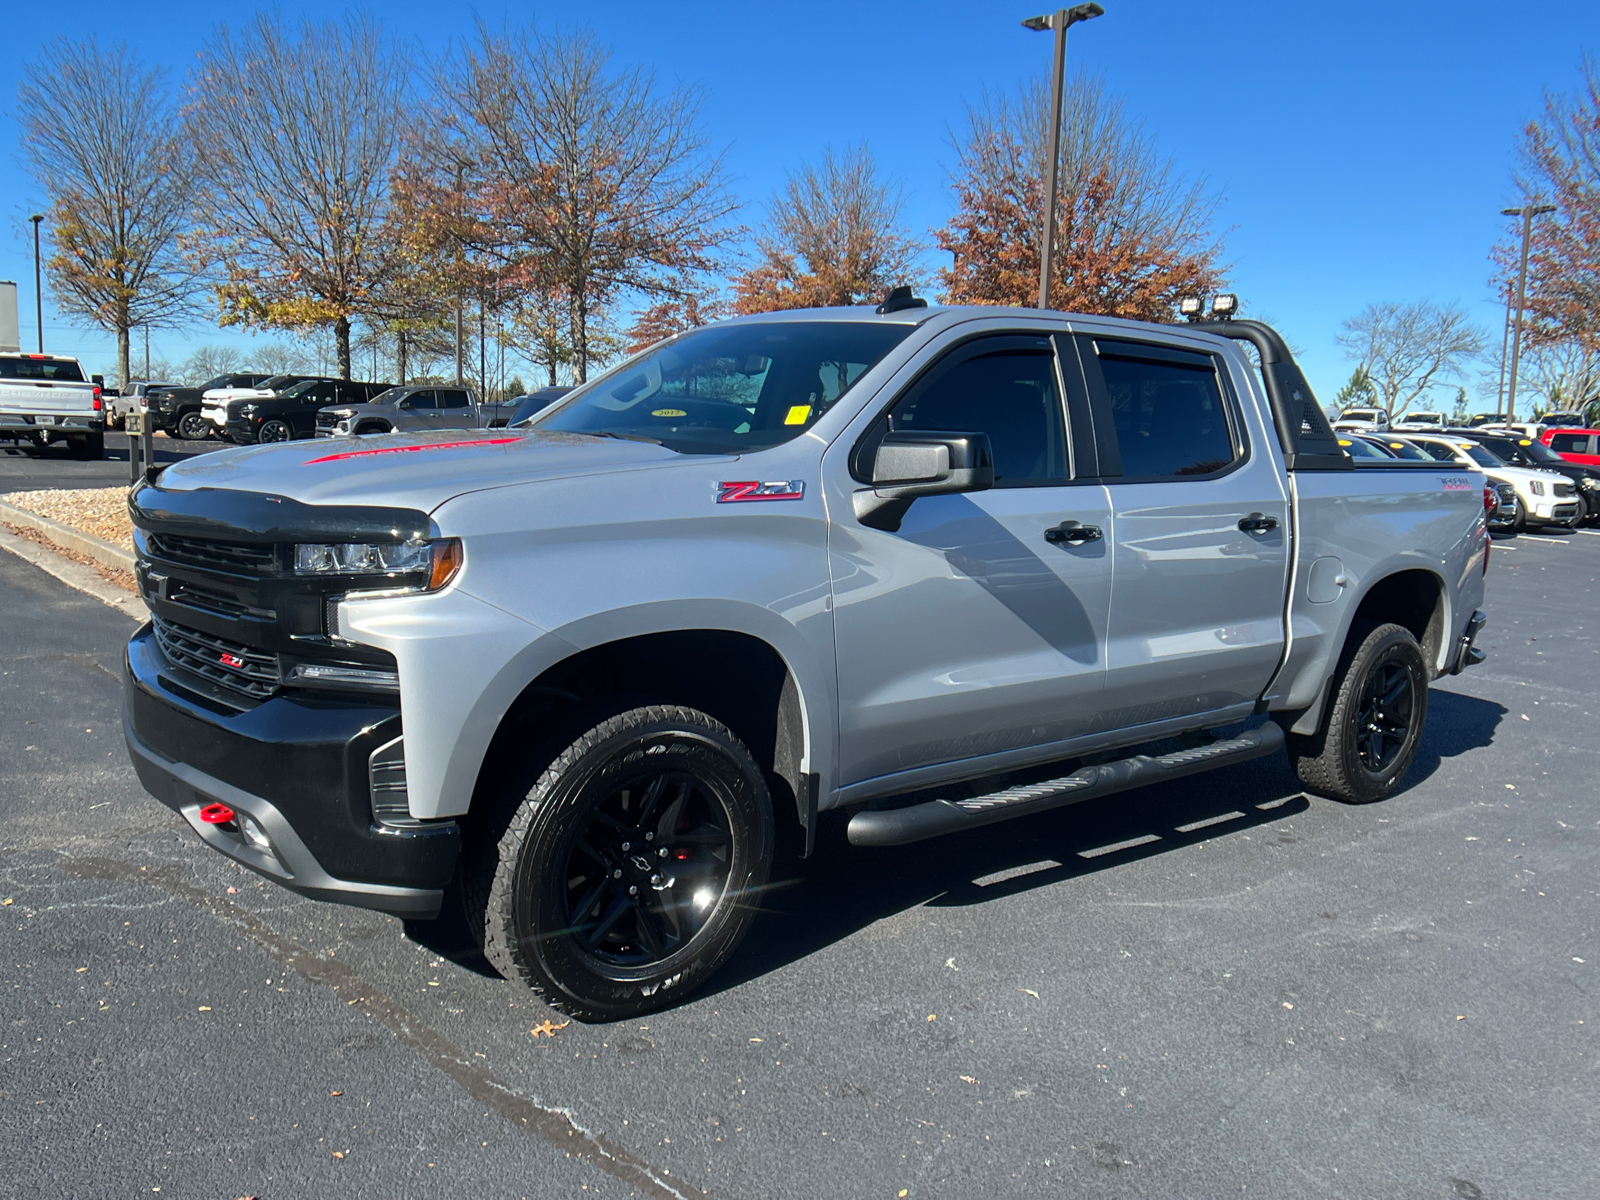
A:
[534,321,913,454]
[1,356,85,382]
[1462,444,1504,469]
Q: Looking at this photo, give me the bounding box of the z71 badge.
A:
[717,480,805,503]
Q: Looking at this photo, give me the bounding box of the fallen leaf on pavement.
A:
[960,1075,977,1084]
[227,887,238,894]
[530,1019,570,1038]
[198,1006,211,1012]
[1019,988,1039,999]
[1456,1015,1466,1021]
[2,898,13,906]
[330,1091,342,1097]
[331,1151,344,1160]
[926,1014,936,1022]
[1281,1002,1294,1010]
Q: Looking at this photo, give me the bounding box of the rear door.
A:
[829,330,1114,791]
[434,388,476,429]
[1073,331,1291,729]
[1548,431,1600,466]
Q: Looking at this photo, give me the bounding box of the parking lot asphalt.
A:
[2,528,1596,1199]
[0,432,221,493]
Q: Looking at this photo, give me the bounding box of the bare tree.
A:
[733,145,921,313]
[178,344,245,385]
[419,23,738,381]
[1336,301,1485,418]
[937,75,1226,318]
[17,38,196,387]
[185,13,410,379]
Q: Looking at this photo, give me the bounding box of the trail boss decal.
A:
[1440,477,1472,491]
[717,480,805,503]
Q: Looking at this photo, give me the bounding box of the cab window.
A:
[885,335,1069,485]
[1089,340,1240,479]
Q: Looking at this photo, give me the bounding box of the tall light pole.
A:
[1494,283,1513,418]
[1023,3,1105,310]
[1501,202,1556,423]
[29,214,44,353]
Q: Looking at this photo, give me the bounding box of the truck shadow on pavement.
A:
[406,692,1505,996]
[704,690,1506,1000]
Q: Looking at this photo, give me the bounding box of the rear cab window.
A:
[1078,337,1243,479]
[1,356,85,382]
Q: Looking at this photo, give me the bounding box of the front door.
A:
[829,332,1114,793]
[1071,332,1291,730]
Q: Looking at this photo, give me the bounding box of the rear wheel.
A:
[177,411,211,441]
[1288,622,1428,804]
[356,422,389,436]
[475,705,773,1022]
[258,419,292,443]
[1511,499,1527,534]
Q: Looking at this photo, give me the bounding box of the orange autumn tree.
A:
[734,145,922,313]
[937,76,1227,319]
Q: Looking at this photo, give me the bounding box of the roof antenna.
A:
[876,286,928,315]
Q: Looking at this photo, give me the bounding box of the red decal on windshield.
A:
[304,437,521,465]
[717,480,805,503]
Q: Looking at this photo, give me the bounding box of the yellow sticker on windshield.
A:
[1519,439,1533,445]
[651,408,686,418]
[784,405,812,426]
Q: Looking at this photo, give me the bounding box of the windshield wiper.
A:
[581,430,663,446]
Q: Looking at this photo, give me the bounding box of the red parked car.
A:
[1541,427,1600,467]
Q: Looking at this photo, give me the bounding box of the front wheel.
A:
[1288,622,1428,804]
[476,705,774,1022]
[258,419,292,443]
[177,411,211,441]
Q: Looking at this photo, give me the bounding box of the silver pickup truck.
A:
[122,300,1490,1020]
[1,352,105,458]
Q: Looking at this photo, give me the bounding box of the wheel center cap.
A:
[630,854,652,873]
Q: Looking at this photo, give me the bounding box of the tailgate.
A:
[0,380,98,416]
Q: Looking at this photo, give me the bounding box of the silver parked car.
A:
[314,384,479,437]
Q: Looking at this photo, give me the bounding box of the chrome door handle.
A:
[1045,520,1103,544]
[1238,512,1279,533]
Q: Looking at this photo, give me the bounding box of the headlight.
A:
[294,538,462,590]
[1582,476,1600,490]
[236,403,258,418]
[1528,480,1545,495]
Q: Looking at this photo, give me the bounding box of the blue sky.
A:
[4,0,1595,403]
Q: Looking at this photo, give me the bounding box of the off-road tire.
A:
[474,705,773,1022]
[1288,622,1428,804]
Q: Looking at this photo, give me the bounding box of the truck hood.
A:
[153,429,706,512]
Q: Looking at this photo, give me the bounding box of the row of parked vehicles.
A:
[107,373,571,445]
[1332,423,1600,531]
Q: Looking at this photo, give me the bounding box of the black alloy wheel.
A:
[560,770,735,968]
[177,411,211,441]
[258,419,293,443]
[476,705,773,1021]
[1351,660,1413,772]
[1286,621,1429,804]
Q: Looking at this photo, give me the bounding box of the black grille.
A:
[315,411,340,428]
[1554,481,1576,498]
[147,534,276,575]
[168,579,271,620]
[152,616,279,700]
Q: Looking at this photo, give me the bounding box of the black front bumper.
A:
[124,624,459,918]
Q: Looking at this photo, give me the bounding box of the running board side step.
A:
[846,723,1285,848]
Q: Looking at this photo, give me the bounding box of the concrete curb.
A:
[0,525,147,622]
[0,497,136,573]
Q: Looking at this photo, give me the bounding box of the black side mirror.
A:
[854,429,994,531]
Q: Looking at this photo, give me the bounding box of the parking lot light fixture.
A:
[1024,3,1106,310]
[29,214,43,353]
[1501,202,1557,424]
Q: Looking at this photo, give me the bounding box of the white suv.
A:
[1398,434,1579,531]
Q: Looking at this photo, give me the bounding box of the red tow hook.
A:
[198,803,236,825]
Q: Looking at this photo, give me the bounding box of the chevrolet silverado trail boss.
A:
[122,297,1491,1020]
